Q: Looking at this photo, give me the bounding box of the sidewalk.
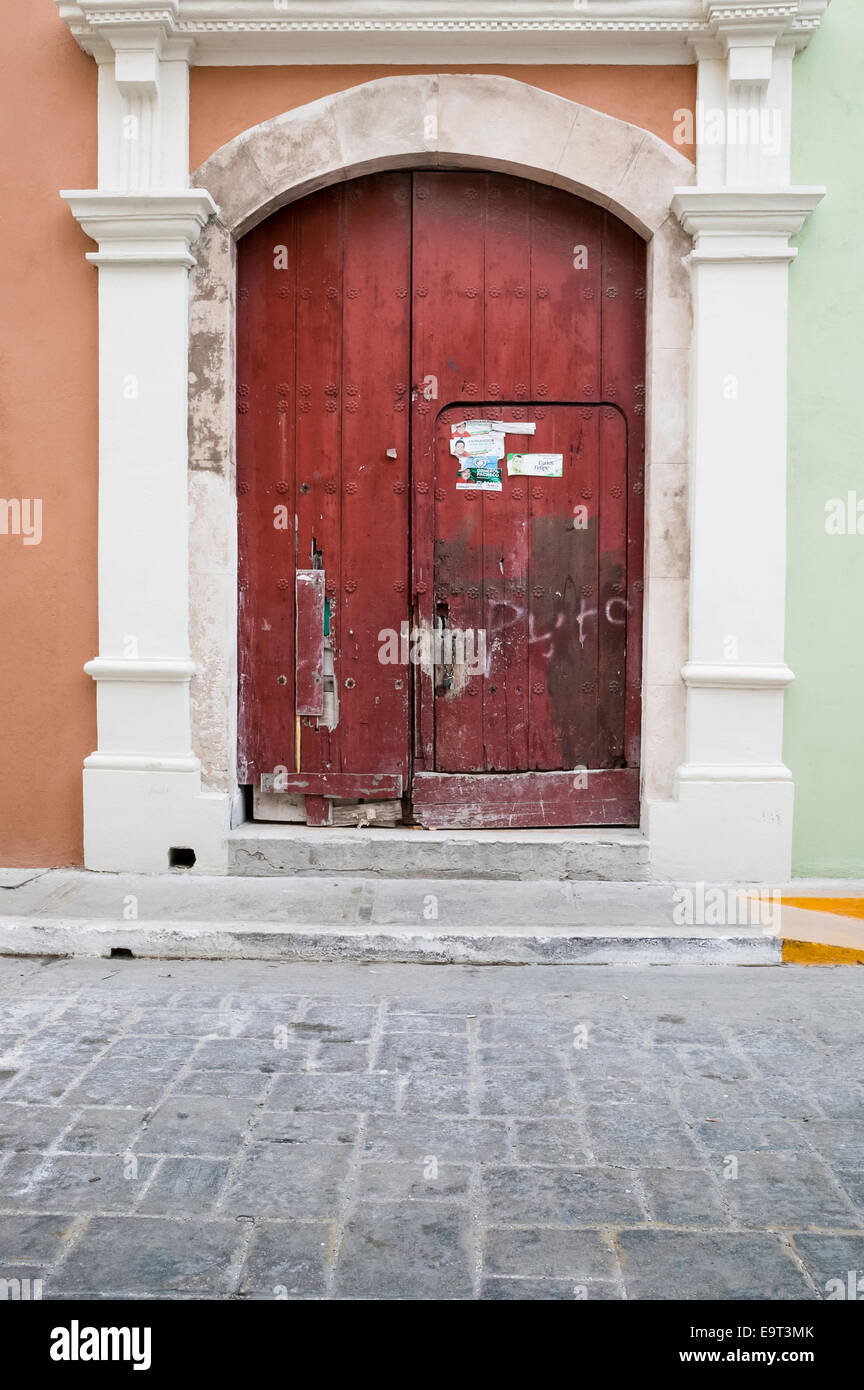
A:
[2,870,864,964]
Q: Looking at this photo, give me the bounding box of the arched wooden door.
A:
[237,170,645,828]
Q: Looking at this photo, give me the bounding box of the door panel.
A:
[237,173,413,799]
[429,403,629,770]
[410,172,645,826]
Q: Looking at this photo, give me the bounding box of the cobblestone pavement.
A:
[0,956,862,1300]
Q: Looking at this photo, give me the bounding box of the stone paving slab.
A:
[0,957,863,1300]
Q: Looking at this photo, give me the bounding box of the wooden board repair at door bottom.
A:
[411,770,640,829]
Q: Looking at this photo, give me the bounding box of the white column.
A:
[649,186,823,881]
[63,14,228,872]
[647,6,826,882]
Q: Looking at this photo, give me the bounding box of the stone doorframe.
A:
[61,56,825,879]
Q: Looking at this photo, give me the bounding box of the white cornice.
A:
[672,187,825,263]
[62,190,218,266]
[672,187,826,235]
[84,657,198,682]
[682,661,795,689]
[55,1,831,64]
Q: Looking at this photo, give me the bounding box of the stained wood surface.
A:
[412,770,639,829]
[237,171,645,827]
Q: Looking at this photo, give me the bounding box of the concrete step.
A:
[0,918,778,965]
[0,870,779,965]
[226,824,651,881]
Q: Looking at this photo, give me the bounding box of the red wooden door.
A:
[237,171,645,828]
[236,173,414,823]
[410,172,644,826]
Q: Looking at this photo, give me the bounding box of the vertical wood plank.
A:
[294,184,343,774]
[412,171,486,775]
[339,172,412,775]
[237,205,298,783]
[482,173,531,771]
[601,212,646,769]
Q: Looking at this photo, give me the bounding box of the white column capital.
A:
[705,3,789,83]
[55,2,194,61]
[672,186,825,260]
[62,190,217,267]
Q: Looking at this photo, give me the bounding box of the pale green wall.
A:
[786,0,864,875]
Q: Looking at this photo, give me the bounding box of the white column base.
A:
[646,777,794,882]
[83,768,234,874]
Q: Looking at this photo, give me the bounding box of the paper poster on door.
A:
[456,463,503,492]
[506,453,564,478]
[450,432,505,461]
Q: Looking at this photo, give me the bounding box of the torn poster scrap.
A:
[450,432,505,461]
[490,421,536,435]
[450,419,499,435]
[456,463,503,492]
[451,419,537,436]
[506,453,564,477]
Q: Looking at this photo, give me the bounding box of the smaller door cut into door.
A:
[236,170,645,829]
[410,401,636,828]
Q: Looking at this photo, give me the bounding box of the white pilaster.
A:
[63,2,232,871]
[649,187,824,881]
[647,3,827,881]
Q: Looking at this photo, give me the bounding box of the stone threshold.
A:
[226,823,651,880]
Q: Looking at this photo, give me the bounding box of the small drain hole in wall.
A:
[110,947,135,959]
[169,847,196,868]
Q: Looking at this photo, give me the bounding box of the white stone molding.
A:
[84,658,198,680]
[63,191,215,265]
[682,661,795,688]
[56,2,830,64]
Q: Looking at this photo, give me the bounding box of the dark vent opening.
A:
[169,847,196,868]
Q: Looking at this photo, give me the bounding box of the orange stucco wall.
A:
[0,4,97,866]
[190,64,696,169]
[0,20,693,867]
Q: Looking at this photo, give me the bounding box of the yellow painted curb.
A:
[777,897,864,965]
[782,896,864,921]
[782,938,864,965]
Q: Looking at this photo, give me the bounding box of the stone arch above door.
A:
[192,74,692,240]
[186,74,694,822]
